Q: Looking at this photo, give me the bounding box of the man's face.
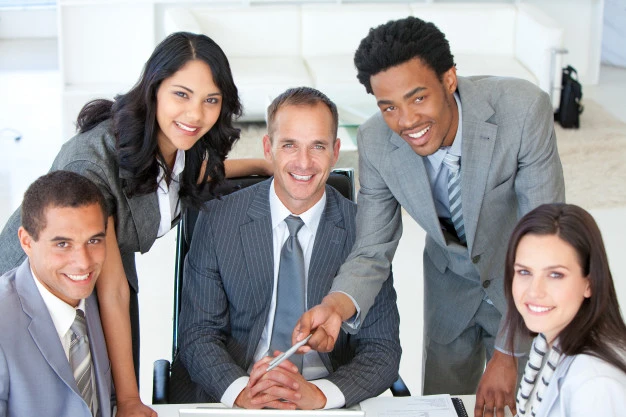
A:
[263,102,340,214]
[370,57,459,156]
[19,203,107,307]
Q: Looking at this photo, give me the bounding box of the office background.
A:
[1,0,625,403]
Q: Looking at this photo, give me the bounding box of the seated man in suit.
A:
[172,86,401,409]
[0,171,114,417]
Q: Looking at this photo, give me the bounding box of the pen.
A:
[266,334,312,372]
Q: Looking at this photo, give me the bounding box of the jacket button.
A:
[472,255,481,264]
[482,280,491,288]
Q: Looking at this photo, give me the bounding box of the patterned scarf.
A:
[516,334,563,417]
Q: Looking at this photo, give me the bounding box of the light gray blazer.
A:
[173,180,401,407]
[0,260,114,417]
[536,353,626,417]
[330,76,565,347]
[0,120,160,292]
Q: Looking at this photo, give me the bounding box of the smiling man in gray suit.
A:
[172,87,401,409]
[0,171,114,417]
[295,16,565,417]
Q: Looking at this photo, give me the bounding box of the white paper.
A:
[360,395,459,417]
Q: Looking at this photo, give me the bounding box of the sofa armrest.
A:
[515,4,564,102]
[164,7,202,34]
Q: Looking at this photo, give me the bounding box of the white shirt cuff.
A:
[309,379,345,409]
[221,376,250,407]
[331,291,361,331]
[494,345,527,358]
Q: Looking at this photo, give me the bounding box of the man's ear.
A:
[262,134,273,162]
[18,226,34,256]
[442,65,458,94]
[332,138,341,166]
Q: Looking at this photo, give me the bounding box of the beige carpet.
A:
[231,99,626,209]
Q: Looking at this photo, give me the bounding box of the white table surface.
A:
[146,395,516,417]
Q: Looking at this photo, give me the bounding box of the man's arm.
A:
[0,346,7,417]
[295,124,403,351]
[325,273,402,407]
[476,88,565,417]
[177,210,248,401]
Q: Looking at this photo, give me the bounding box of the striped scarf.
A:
[516,334,563,417]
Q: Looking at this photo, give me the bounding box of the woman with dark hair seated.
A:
[0,32,270,416]
[504,203,626,417]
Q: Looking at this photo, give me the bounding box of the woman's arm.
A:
[224,158,272,178]
[98,216,156,417]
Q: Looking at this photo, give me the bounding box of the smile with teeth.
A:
[175,121,198,132]
[408,125,430,139]
[527,303,554,313]
[65,273,90,282]
[291,173,312,181]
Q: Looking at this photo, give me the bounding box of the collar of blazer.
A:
[385,76,499,251]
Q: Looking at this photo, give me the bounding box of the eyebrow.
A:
[50,232,106,242]
[514,262,569,271]
[376,86,426,106]
[172,84,222,97]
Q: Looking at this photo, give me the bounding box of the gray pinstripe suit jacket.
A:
[172,179,401,407]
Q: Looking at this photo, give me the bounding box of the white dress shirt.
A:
[156,149,185,237]
[221,180,345,408]
[32,268,98,415]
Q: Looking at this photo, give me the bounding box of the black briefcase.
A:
[555,65,584,128]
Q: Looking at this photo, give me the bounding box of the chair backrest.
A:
[171,168,355,358]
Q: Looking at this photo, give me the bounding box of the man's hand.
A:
[115,397,157,417]
[474,350,518,417]
[246,355,326,410]
[292,293,355,353]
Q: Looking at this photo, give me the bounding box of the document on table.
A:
[360,394,459,417]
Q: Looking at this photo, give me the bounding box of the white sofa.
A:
[164,2,564,122]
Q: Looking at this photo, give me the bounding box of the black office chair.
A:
[152,168,410,404]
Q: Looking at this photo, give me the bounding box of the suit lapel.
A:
[388,133,446,246]
[457,77,498,252]
[240,182,274,357]
[86,295,111,417]
[16,261,81,397]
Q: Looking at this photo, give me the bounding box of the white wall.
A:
[522,0,604,85]
[602,0,626,67]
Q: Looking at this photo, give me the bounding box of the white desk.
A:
[147,396,515,417]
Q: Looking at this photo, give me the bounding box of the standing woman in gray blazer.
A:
[503,203,626,417]
[0,32,269,417]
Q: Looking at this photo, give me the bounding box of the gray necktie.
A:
[269,215,306,372]
[69,309,95,415]
[442,153,466,245]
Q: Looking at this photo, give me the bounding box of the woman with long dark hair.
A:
[504,203,626,417]
[0,32,269,416]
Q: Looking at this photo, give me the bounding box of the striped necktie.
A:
[69,309,95,415]
[269,215,306,372]
[442,152,466,245]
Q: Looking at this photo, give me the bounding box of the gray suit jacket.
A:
[173,180,401,407]
[0,260,114,417]
[0,120,160,292]
[330,76,565,347]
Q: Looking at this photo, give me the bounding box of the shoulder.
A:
[53,119,118,172]
[0,268,23,332]
[199,179,270,222]
[459,76,551,114]
[326,185,356,216]
[560,353,626,391]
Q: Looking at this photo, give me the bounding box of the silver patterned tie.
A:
[442,152,466,245]
[269,215,306,372]
[69,309,95,415]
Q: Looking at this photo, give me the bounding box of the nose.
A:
[295,147,313,169]
[398,107,417,130]
[527,276,546,297]
[72,245,92,270]
[186,100,203,123]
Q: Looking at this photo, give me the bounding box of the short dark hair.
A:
[504,203,626,373]
[21,171,108,241]
[266,86,338,140]
[354,16,455,94]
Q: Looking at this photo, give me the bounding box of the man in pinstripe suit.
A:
[171,87,401,409]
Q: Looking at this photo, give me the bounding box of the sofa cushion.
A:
[454,54,537,85]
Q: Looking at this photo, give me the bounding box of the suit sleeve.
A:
[330,125,403,327]
[0,345,8,417]
[496,89,565,353]
[326,273,402,407]
[178,210,248,401]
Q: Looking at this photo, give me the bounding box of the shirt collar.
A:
[157,149,186,186]
[269,179,326,235]
[427,91,463,170]
[31,266,87,340]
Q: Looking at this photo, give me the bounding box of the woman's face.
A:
[512,233,591,345]
[155,59,222,164]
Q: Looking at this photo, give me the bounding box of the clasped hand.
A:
[234,352,326,410]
